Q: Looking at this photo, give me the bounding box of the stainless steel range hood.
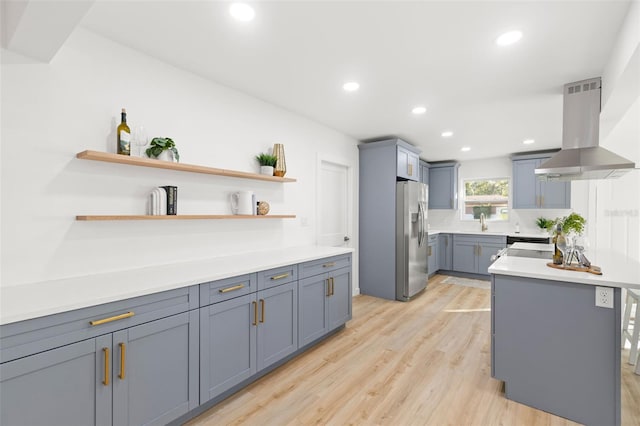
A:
[535,77,636,180]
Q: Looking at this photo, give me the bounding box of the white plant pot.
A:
[157,150,174,162]
[260,166,274,176]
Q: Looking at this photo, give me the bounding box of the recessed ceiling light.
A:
[229,3,255,22]
[496,30,522,46]
[412,106,427,115]
[461,147,471,152]
[523,139,535,145]
[343,81,360,92]
[441,131,454,138]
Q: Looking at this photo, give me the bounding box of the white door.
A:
[317,158,352,247]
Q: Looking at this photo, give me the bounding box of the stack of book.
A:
[149,186,177,215]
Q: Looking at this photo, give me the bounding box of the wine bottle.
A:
[117,108,131,155]
[552,224,563,265]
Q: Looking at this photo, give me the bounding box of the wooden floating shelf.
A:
[76,214,297,221]
[76,150,297,183]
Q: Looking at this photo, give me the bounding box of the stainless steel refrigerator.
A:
[396,181,428,301]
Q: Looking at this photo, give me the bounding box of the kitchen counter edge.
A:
[489,250,640,289]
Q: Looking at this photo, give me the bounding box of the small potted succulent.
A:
[146,137,180,162]
[255,153,277,176]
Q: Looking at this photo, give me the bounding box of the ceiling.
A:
[76,1,631,162]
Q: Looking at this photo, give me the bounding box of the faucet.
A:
[480,212,488,232]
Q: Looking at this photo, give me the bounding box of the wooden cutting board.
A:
[546,262,602,275]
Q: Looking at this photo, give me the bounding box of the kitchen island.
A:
[489,250,640,426]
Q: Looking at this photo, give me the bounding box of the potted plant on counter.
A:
[536,217,555,234]
[146,137,180,162]
[556,212,586,237]
[255,153,277,176]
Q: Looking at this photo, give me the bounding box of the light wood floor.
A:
[186,274,640,426]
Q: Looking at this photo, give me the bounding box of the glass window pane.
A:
[461,178,509,221]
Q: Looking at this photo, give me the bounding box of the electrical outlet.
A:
[595,286,614,308]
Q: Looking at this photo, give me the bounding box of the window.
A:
[462,178,509,221]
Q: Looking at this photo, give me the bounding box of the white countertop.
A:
[489,248,640,289]
[0,246,354,326]
[428,229,550,239]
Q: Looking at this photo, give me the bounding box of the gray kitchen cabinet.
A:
[397,144,420,181]
[299,267,352,347]
[492,275,621,426]
[299,254,352,348]
[199,272,298,404]
[256,281,298,370]
[327,267,352,331]
[428,234,439,277]
[438,233,453,271]
[453,238,478,274]
[512,155,571,209]
[359,139,423,301]
[113,311,199,426]
[1,335,112,426]
[200,293,257,403]
[0,286,200,426]
[453,234,506,275]
[419,160,430,185]
[428,162,459,209]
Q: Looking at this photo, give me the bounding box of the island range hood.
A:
[535,77,636,180]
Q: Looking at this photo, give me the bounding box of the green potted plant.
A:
[536,217,555,234]
[146,137,180,162]
[556,212,586,236]
[255,153,277,176]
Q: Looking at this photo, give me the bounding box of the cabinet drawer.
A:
[1,286,199,364]
[199,273,256,307]
[257,265,298,290]
[299,254,352,279]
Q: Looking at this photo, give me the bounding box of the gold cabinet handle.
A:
[252,301,258,326]
[219,284,245,293]
[479,245,482,256]
[90,311,134,326]
[323,262,335,268]
[260,299,265,323]
[326,279,331,297]
[102,347,110,386]
[118,343,126,380]
[270,273,289,280]
[408,163,413,176]
[330,277,335,296]
[428,246,432,256]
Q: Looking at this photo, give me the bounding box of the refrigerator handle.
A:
[421,202,427,244]
[417,203,424,247]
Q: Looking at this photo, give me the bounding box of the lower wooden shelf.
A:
[76,214,296,221]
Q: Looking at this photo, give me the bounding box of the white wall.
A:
[588,0,640,262]
[428,156,574,235]
[0,28,360,288]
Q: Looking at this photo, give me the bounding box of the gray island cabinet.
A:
[491,273,621,426]
[0,249,352,426]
